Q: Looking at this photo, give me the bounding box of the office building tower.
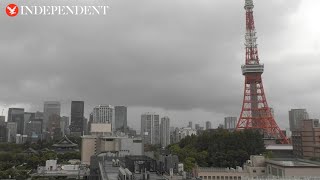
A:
[289,109,309,131]
[60,116,70,136]
[93,105,115,132]
[44,101,61,132]
[25,119,42,141]
[195,124,200,130]
[115,106,127,132]
[88,113,93,134]
[141,112,160,145]
[160,116,170,148]
[83,117,88,135]
[70,101,84,136]
[91,105,114,135]
[206,121,212,130]
[224,117,237,131]
[48,114,61,138]
[24,112,35,135]
[93,105,114,124]
[0,116,6,142]
[8,108,24,135]
[188,121,193,129]
[6,122,17,142]
[0,116,5,125]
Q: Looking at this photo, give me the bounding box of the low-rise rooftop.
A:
[266,159,320,167]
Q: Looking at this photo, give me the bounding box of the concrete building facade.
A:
[81,135,143,165]
[224,117,237,131]
[206,121,212,130]
[160,116,170,148]
[44,101,61,132]
[265,158,320,178]
[93,105,115,132]
[171,127,197,143]
[25,119,43,141]
[6,122,17,142]
[8,108,24,135]
[289,109,309,131]
[115,106,127,132]
[292,119,320,159]
[141,112,160,145]
[70,101,84,136]
[0,116,7,142]
[60,116,69,136]
[195,156,266,180]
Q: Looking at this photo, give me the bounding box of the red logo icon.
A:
[6,4,19,17]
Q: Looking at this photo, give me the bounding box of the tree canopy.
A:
[168,129,265,171]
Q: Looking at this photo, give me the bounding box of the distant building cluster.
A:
[0,101,132,144]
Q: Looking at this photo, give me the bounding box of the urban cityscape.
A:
[1,0,320,179]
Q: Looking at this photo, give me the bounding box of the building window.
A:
[261,170,265,173]
[253,169,256,173]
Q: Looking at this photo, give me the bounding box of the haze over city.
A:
[1,0,320,130]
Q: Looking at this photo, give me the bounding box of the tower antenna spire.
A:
[236,0,289,144]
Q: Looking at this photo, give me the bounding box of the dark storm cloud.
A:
[2,0,317,128]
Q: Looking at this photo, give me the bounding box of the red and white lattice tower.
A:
[236,0,289,144]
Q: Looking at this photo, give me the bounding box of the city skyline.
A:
[1,0,320,131]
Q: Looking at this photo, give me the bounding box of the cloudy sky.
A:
[0,0,320,131]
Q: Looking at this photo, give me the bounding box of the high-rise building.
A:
[70,101,84,136]
[48,114,61,138]
[88,113,93,134]
[160,116,170,148]
[224,117,237,131]
[6,122,17,142]
[93,105,115,131]
[93,105,114,124]
[292,119,320,159]
[195,124,200,130]
[44,101,61,132]
[24,112,35,135]
[0,116,5,125]
[141,112,160,145]
[83,117,88,135]
[289,109,309,131]
[60,116,70,136]
[188,121,193,129]
[206,121,212,130]
[25,119,42,141]
[115,106,127,132]
[0,116,6,142]
[8,108,24,135]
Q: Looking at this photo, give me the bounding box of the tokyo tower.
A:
[236,0,289,144]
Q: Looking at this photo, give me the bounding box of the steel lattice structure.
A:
[236,0,289,144]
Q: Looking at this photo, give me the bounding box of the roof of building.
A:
[265,144,293,151]
[52,135,78,148]
[23,147,39,154]
[266,158,320,168]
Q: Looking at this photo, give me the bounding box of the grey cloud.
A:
[1,0,317,129]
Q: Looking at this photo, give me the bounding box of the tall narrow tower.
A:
[236,0,289,144]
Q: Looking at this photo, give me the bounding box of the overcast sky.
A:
[0,0,320,131]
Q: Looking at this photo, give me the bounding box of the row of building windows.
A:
[199,176,241,180]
